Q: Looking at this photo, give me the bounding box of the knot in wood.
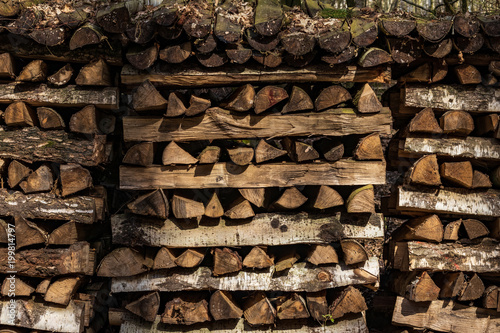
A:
[317,270,332,282]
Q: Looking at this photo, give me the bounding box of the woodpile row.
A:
[0,1,497,333]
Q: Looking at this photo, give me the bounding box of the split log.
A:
[462,219,490,239]
[37,107,65,129]
[309,186,344,210]
[282,33,316,56]
[0,219,10,244]
[125,292,160,322]
[162,295,211,325]
[111,212,385,248]
[318,30,351,54]
[212,248,243,276]
[245,28,280,52]
[399,61,448,83]
[4,101,37,127]
[417,19,452,42]
[476,114,498,135]
[282,138,319,162]
[126,45,158,70]
[198,146,221,164]
[239,188,269,208]
[165,92,187,117]
[358,48,392,68]
[276,293,309,320]
[162,142,198,165]
[380,18,416,36]
[182,0,213,38]
[128,189,169,219]
[226,44,252,64]
[221,85,255,112]
[0,299,85,333]
[458,273,485,301]
[402,84,500,113]
[44,276,81,306]
[351,18,378,47]
[0,53,15,78]
[75,58,111,86]
[408,108,443,134]
[186,95,211,116]
[392,296,500,332]
[96,3,130,33]
[455,64,482,84]
[48,221,92,245]
[443,220,462,241]
[97,247,146,277]
[393,271,440,302]
[440,161,473,188]
[1,277,34,296]
[243,246,274,269]
[271,187,307,210]
[472,170,492,189]
[329,286,367,319]
[15,216,48,249]
[69,23,105,50]
[346,185,375,213]
[254,0,282,36]
[408,154,441,186]
[255,140,287,163]
[434,272,466,298]
[275,252,300,272]
[153,247,177,270]
[341,239,368,265]
[210,290,243,320]
[439,110,474,136]
[224,197,255,219]
[307,244,339,265]
[281,86,314,114]
[244,291,276,326]
[252,51,282,68]
[388,38,421,64]
[123,142,154,166]
[315,139,344,162]
[171,194,204,219]
[197,53,228,68]
[454,14,480,38]
[423,39,453,58]
[131,80,167,112]
[307,291,329,323]
[60,163,92,197]
[17,60,47,82]
[353,134,383,160]
[227,147,254,165]
[0,189,98,223]
[315,85,351,111]
[7,160,31,188]
[175,248,206,268]
[397,186,500,218]
[480,16,500,37]
[353,83,382,113]
[254,86,288,114]
[0,242,95,277]
[403,136,500,162]
[69,105,99,135]
[121,63,392,87]
[393,214,443,243]
[483,286,499,308]
[120,160,387,189]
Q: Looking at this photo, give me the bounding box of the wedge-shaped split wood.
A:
[123,142,154,166]
[440,110,474,136]
[160,42,192,64]
[171,194,204,219]
[434,272,466,298]
[243,246,274,269]
[309,186,344,210]
[1,276,34,296]
[307,244,339,265]
[440,161,474,188]
[44,276,81,306]
[60,164,92,197]
[275,252,300,272]
[8,160,31,188]
[224,197,255,219]
[17,59,47,82]
[227,147,254,165]
[97,247,146,277]
[341,239,368,265]
[483,285,499,309]
[347,185,375,213]
[128,189,169,219]
[131,80,167,112]
[282,138,319,162]
[307,290,328,323]
[165,92,187,117]
[255,140,287,163]
[353,83,383,113]
[276,293,310,320]
[462,219,490,239]
[48,221,92,245]
[205,192,224,218]
[0,53,15,78]
[175,248,206,268]
[271,187,308,210]
[69,105,100,135]
[48,63,73,87]
[329,286,367,319]
[354,134,384,160]
[153,247,177,270]
[19,164,53,194]
[239,188,269,208]
[408,108,443,134]
[358,48,392,68]
[254,86,288,114]
[315,85,352,111]
[162,294,211,325]
[455,64,482,84]
[393,271,440,302]
[126,44,158,70]
[458,273,485,301]
[244,291,276,326]
[198,146,221,164]
[409,154,441,186]
[162,142,198,165]
[210,290,243,321]
[472,171,493,189]
[212,248,243,276]
[443,220,462,241]
[125,291,160,322]
[186,95,211,116]
[221,85,255,112]
[15,216,48,249]
[5,101,37,127]
[37,107,65,129]
[75,58,111,86]
[393,214,443,243]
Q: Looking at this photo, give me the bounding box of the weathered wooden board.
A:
[120,160,386,189]
[392,296,500,332]
[111,257,379,293]
[121,63,391,87]
[403,137,500,161]
[120,314,368,333]
[111,213,385,247]
[394,240,500,273]
[402,84,500,112]
[0,83,119,109]
[397,186,500,218]
[0,242,95,277]
[0,189,98,224]
[122,107,392,142]
[0,299,85,333]
[0,127,107,166]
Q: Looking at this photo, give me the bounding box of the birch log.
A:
[0,299,85,333]
[120,160,386,189]
[397,186,500,219]
[122,107,392,142]
[111,213,384,247]
[111,257,379,293]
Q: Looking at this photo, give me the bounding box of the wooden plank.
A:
[0,189,98,224]
[392,296,500,332]
[121,63,391,87]
[120,160,386,190]
[397,186,500,219]
[395,241,500,273]
[111,257,379,293]
[0,299,85,333]
[123,107,392,142]
[0,127,107,166]
[111,213,384,248]
[403,137,500,161]
[403,84,500,113]
[0,83,119,109]
[120,314,368,333]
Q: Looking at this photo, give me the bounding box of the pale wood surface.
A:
[120,160,386,190]
[122,108,392,142]
[111,213,384,247]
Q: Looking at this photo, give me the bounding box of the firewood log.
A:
[128,189,169,219]
[346,185,375,213]
[5,101,37,127]
[282,137,319,162]
[393,214,443,243]
[399,61,447,83]
[60,164,92,197]
[175,248,206,268]
[97,247,146,277]
[351,18,378,47]
[270,187,307,210]
[455,64,482,84]
[440,161,474,188]
[226,44,252,64]
[17,60,47,82]
[221,85,255,112]
[329,286,367,319]
[210,290,243,320]
[242,246,274,269]
[393,271,440,302]
[276,293,310,320]
[306,244,339,265]
[454,14,480,38]
[70,23,105,50]
[44,276,81,306]
[171,194,204,219]
[454,34,484,54]
[204,192,224,218]
[1,277,34,296]
[197,34,218,54]
[380,18,415,36]
[47,63,73,87]
[126,44,158,70]
[275,252,300,272]
[7,160,31,188]
[69,105,99,135]
[131,80,167,112]
[254,86,288,114]
[439,110,474,136]
[255,140,287,163]
[408,108,443,134]
[417,19,452,42]
[125,292,160,322]
[423,39,453,58]
[472,170,492,189]
[19,164,53,194]
[443,220,462,241]
[318,30,351,53]
[75,58,111,86]
[162,142,198,165]
[409,154,441,186]
[475,114,498,136]
[315,139,344,162]
[36,278,51,295]
[212,247,243,276]
[227,147,254,165]
[353,133,384,160]
[239,188,269,208]
[15,216,48,249]
[160,42,192,64]
[245,28,280,52]
[252,51,282,68]
[462,219,490,239]
[282,32,315,56]
[182,0,213,38]
[96,3,130,33]
[458,273,485,301]
[358,48,392,67]
[48,221,92,245]
[0,53,15,78]
[153,247,177,270]
[341,239,368,265]
[281,86,313,114]
[243,292,276,326]
[224,197,255,219]
[123,142,154,166]
[126,16,156,44]
[186,95,211,116]
[434,272,466,298]
[483,285,499,308]
[315,85,351,111]
[162,294,211,325]
[37,107,65,129]
[197,52,228,68]
[165,92,187,117]
[387,38,421,64]
[308,185,344,210]
[353,83,383,113]
[307,290,328,323]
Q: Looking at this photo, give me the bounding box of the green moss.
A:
[43,140,55,148]
[320,8,350,19]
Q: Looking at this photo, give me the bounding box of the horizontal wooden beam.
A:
[111,213,385,248]
[0,189,98,224]
[0,127,107,166]
[0,83,119,109]
[111,257,379,293]
[402,84,500,113]
[397,186,500,219]
[123,107,392,142]
[403,136,500,161]
[120,160,386,190]
[121,63,391,87]
[119,314,368,333]
[392,296,500,332]
[0,299,85,333]
[394,241,500,273]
